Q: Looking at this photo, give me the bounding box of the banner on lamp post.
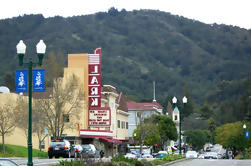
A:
[15,69,28,92]
[32,69,45,92]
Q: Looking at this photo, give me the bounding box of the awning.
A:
[80,130,113,138]
[99,138,122,143]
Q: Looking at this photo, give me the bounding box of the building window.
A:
[122,121,125,129]
[118,120,120,128]
[63,114,69,122]
[126,122,128,129]
[175,115,177,121]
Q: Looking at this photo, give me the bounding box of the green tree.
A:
[200,103,214,119]
[184,130,211,151]
[152,114,178,149]
[208,117,216,144]
[3,72,15,92]
[134,114,177,151]
[215,121,251,151]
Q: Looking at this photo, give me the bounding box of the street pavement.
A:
[10,158,68,166]
[170,159,251,166]
[10,157,111,166]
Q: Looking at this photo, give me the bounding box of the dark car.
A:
[48,139,74,159]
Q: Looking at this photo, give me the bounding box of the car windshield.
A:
[158,151,167,154]
[187,151,197,154]
[82,145,91,149]
[50,142,64,146]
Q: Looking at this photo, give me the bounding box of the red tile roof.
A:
[126,100,163,110]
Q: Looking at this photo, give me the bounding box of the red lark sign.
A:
[88,48,101,108]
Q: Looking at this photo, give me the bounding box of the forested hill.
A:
[0,9,251,105]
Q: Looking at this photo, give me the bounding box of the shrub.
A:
[111,154,138,165]
[137,159,153,166]
[93,162,118,166]
[55,159,86,166]
[150,159,166,165]
[117,161,130,166]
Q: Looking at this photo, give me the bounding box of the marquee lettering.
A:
[91,98,98,106]
[91,76,99,85]
[91,65,98,73]
[91,87,98,95]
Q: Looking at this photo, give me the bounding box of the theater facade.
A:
[0,49,129,157]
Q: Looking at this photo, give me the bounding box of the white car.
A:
[185,151,198,158]
[73,144,83,158]
[198,153,205,159]
[142,153,153,158]
[125,153,137,159]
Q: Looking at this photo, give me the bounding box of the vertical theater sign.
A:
[88,48,111,128]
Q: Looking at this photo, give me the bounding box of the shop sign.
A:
[89,107,111,126]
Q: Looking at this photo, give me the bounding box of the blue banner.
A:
[32,69,45,92]
[16,70,28,92]
[245,131,250,138]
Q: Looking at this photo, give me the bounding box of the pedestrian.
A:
[100,150,104,158]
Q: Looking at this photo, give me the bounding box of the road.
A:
[11,158,68,166]
[171,159,251,166]
[10,157,111,166]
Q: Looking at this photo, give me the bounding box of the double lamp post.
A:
[172,96,187,155]
[16,40,46,166]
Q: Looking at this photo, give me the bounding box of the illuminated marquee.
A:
[88,107,111,126]
[88,48,101,108]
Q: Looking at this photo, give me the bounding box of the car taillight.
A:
[64,146,67,149]
[48,146,51,150]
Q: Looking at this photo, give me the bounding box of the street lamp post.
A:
[172,96,187,155]
[16,40,46,166]
[243,123,247,159]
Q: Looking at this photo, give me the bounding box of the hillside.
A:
[0,9,250,105]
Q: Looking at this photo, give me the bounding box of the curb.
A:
[159,158,191,166]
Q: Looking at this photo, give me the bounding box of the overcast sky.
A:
[1,0,250,29]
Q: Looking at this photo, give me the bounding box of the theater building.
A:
[0,49,129,157]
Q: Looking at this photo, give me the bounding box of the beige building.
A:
[0,52,129,156]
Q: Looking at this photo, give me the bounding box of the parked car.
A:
[48,139,74,159]
[73,144,83,158]
[198,153,205,159]
[130,150,141,158]
[185,151,198,158]
[124,153,137,159]
[0,158,18,166]
[81,144,100,158]
[142,152,153,158]
[204,152,218,159]
[155,151,168,158]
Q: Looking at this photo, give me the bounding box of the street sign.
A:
[32,69,45,92]
[16,70,28,92]
[245,131,250,138]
